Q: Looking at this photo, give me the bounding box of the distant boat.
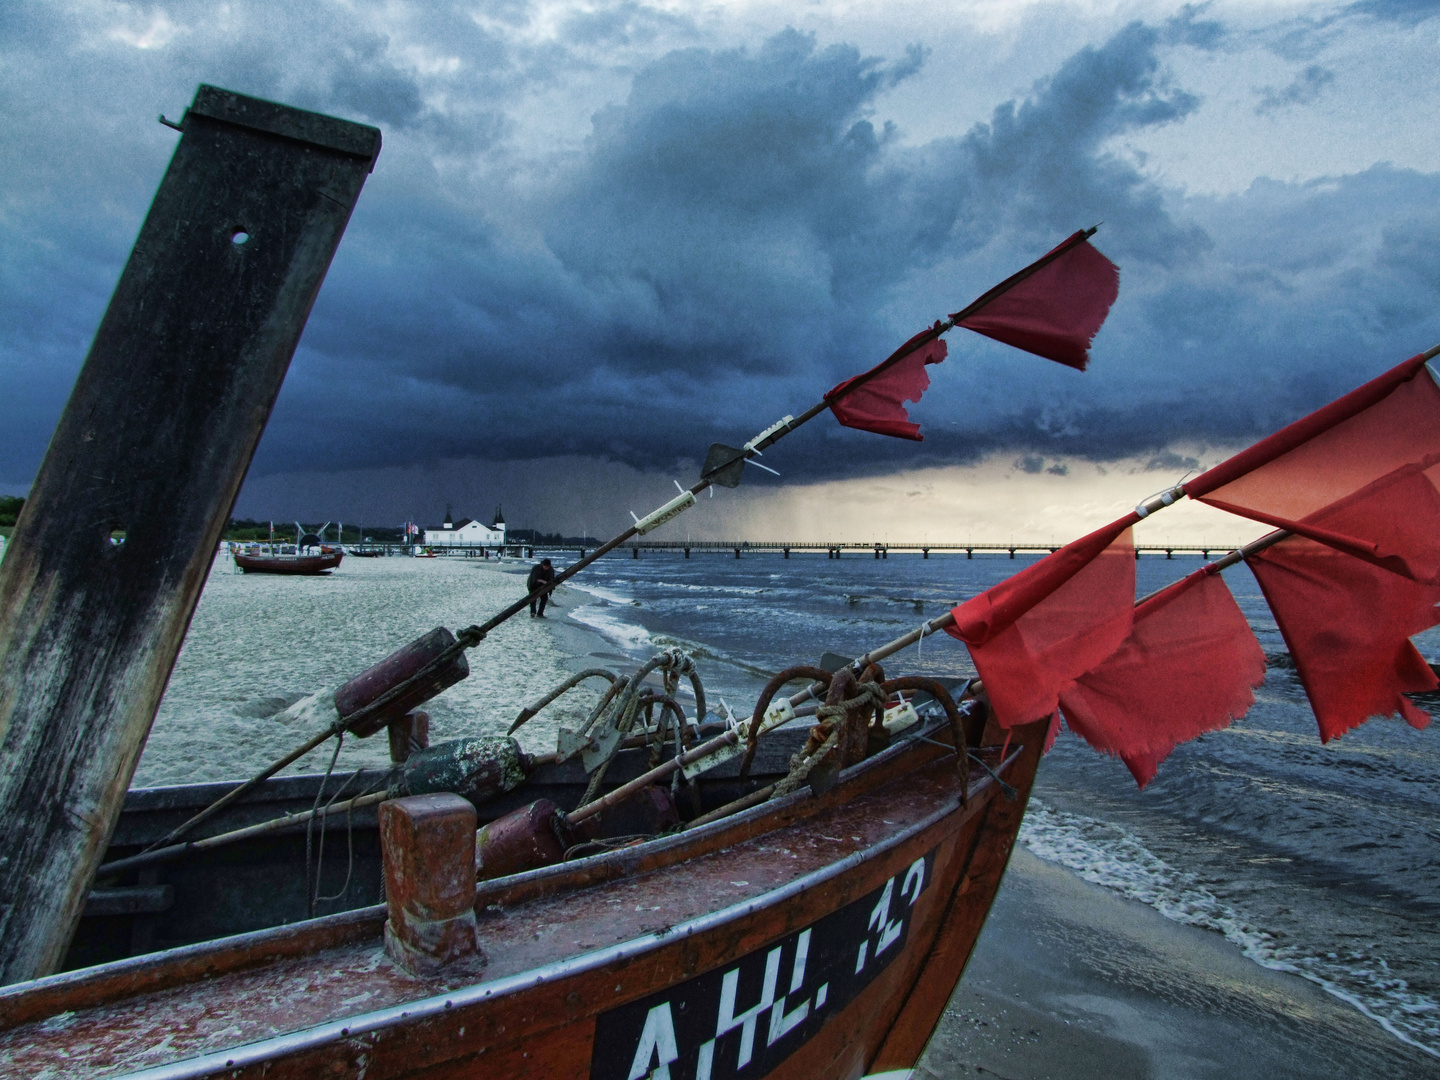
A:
[232,544,343,575]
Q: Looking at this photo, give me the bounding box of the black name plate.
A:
[592,848,935,1080]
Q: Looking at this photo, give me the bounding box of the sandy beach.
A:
[136,552,609,786]
[141,552,1437,1077]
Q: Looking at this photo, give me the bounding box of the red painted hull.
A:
[234,550,343,575]
[0,718,1046,1079]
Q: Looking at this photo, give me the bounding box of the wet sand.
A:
[919,848,1437,1079]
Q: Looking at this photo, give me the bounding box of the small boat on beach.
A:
[233,546,344,575]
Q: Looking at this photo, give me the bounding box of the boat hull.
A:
[234,551,343,575]
[0,718,1045,1079]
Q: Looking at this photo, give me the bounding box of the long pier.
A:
[529,540,1225,560]
[347,540,1229,560]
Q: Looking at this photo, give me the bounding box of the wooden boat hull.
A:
[234,550,343,575]
[0,717,1046,1079]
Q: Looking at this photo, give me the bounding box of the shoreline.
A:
[142,555,1437,1073]
[919,848,1437,1078]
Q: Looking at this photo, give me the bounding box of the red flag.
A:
[1185,353,1440,582]
[825,230,1119,440]
[952,231,1120,371]
[946,514,1138,727]
[1058,567,1266,786]
[826,328,946,441]
[1246,535,1439,742]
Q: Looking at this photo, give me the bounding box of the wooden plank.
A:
[0,84,380,984]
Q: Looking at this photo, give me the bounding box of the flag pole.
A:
[541,234,1117,597]
[147,233,1113,848]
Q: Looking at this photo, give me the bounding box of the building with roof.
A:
[423,506,506,547]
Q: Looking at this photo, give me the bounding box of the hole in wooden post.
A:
[230,229,250,245]
[103,523,127,554]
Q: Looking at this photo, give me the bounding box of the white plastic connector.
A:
[760,698,795,733]
[1135,484,1186,518]
[745,416,794,453]
[681,696,799,779]
[882,701,920,734]
[634,490,697,535]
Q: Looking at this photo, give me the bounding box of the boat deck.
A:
[0,736,997,1077]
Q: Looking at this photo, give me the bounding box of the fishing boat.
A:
[0,673,1041,1079]
[233,545,344,575]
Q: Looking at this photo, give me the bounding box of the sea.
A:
[140,546,1440,1060]
[557,547,1440,1060]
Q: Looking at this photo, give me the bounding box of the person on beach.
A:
[527,558,555,617]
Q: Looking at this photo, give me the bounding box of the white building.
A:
[423,507,506,547]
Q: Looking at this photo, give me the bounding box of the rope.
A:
[304,734,344,918]
[771,682,886,798]
[773,730,839,798]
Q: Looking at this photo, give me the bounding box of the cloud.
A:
[1,3,1437,526]
[1255,64,1334,114]
[1344,0,1440,27]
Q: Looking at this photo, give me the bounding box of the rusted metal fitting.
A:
[387,710,430,764]
[569,785,678,842]
[476,798,572,881]
[335,626,470,737]
[379,794,483,975]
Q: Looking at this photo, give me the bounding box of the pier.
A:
[347,539,1229,561]
[530,540,1223,560]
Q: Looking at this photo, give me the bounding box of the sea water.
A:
[558,548,1440,1059]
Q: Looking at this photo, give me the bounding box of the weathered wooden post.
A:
[0,85,380,984]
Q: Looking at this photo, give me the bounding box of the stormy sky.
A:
[2,0,1437,535]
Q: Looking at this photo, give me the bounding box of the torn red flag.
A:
[1184,352,1440,583]
[946,514,1138,728]
[1246,535,1440,742]
[826,326,947,441]
[952,230,1120,371]
[825,230,1119,440]
[1058,566,1266,787]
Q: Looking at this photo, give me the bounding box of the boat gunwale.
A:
[0,715,965,1031]
[99,740,1014,1080]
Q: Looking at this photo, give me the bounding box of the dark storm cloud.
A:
[1,3,1437,504]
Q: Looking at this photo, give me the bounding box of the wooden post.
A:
[0,85,379,984]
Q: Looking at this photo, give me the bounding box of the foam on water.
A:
[1021,801,1440,1057]
[566,581,637,606]
[566,602,654,652]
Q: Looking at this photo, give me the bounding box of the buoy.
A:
[400,736,530,806]
[334,627,469,736]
